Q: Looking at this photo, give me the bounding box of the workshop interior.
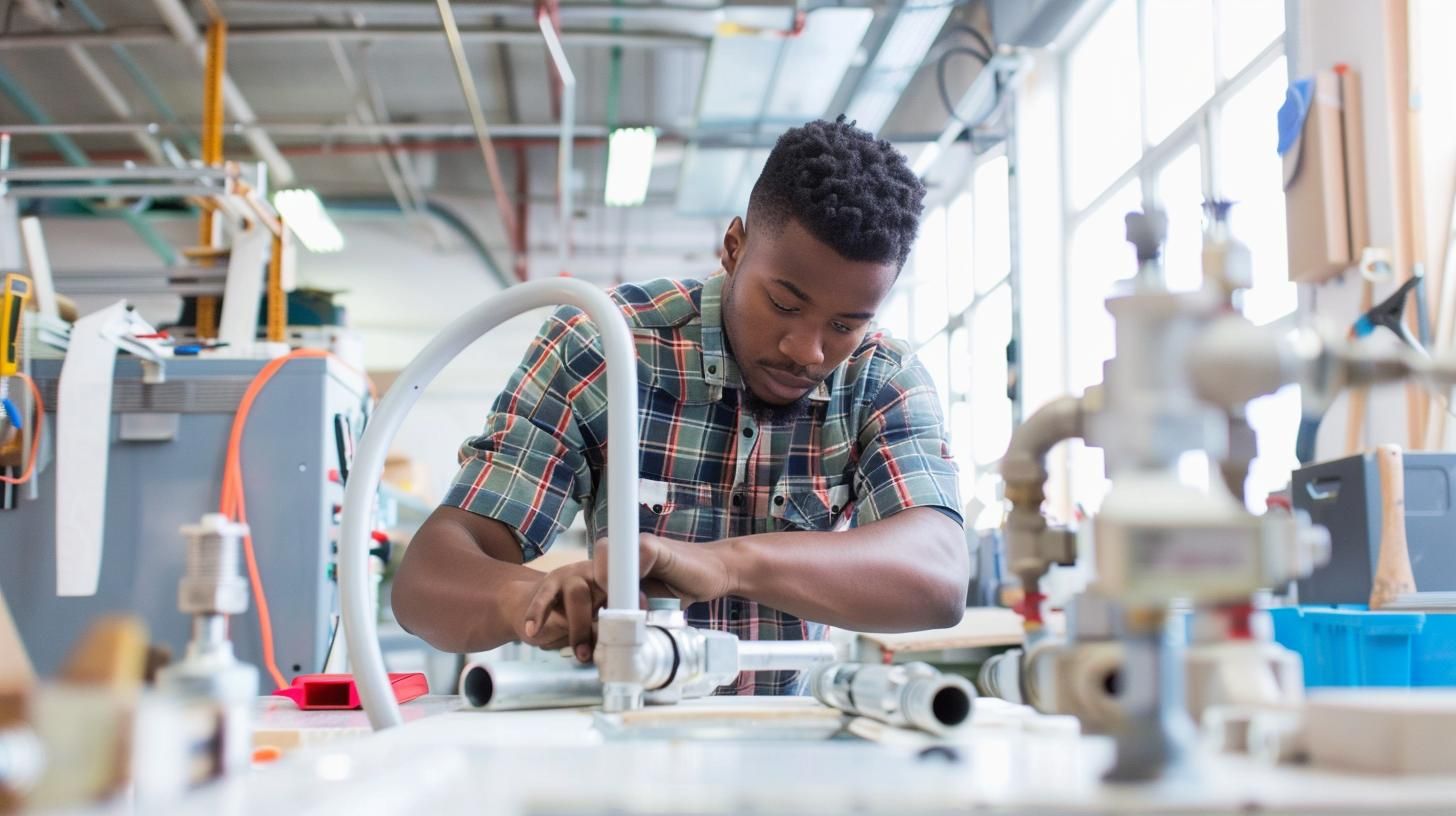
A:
[3,0,1456,812]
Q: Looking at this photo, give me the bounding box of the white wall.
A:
[1291,0,1428,457]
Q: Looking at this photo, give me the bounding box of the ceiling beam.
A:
[0,25,708,50]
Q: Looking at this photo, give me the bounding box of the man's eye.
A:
[770,298,798,314]
[831,322,853,334]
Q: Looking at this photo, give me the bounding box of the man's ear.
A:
[721,217,746,275]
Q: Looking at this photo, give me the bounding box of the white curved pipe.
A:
[340,279,639,730]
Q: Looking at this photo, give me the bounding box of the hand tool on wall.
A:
[1298,275,1428,463]
[0,274,33,510]
[0,274,32,428]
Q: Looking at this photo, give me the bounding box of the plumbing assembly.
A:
[988,203,1456,779]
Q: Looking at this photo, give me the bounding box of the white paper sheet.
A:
[55,301,128,597]
[217,222,271,349]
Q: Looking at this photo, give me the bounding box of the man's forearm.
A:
[719,507,969,632]
[393,508,540,653]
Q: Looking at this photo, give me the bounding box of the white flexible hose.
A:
[340,279,640,730]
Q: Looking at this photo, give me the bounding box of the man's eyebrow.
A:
[773,278,813,304]
[774,278,874,320]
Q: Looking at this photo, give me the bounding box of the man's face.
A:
[720,217,898,408]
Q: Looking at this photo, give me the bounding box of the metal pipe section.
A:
[0,166,234,182]
[437,0,522,263]
[225,0,810,21]
[149,0,296,185]
[538,12,576,277]
[459,661,603,710]
[733,640,838,672]
[810,662,975,735]
[339,278,639,730]
[5,185,225,200]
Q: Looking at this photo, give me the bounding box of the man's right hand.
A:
[516,562,606,662]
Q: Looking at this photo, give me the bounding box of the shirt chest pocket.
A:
[638,478,726,543]
[770,476,854,532]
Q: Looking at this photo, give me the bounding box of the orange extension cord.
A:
[222,350,376,691]
[0,372,44,486]
[220,350,330,690]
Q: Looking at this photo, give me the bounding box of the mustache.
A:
[757,360,822,381]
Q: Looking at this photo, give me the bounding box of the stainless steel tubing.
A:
[734,640,838,672]
[810,662,975,735]
[459,662,603,711]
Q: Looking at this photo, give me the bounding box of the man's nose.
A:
[779,330,825,371]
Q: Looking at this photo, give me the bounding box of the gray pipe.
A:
[734,640,838,672]
[1000,395,1084,589]
[459,662,603,711]
[810,662,975,735]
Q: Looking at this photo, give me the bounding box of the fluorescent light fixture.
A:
[844,0,953,134]
[605,127,657,207]
[274,188,344,253]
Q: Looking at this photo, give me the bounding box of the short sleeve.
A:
[441,306,606,561]
[852,355,963,526]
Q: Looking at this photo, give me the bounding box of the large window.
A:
[1060,0,1295,512]
[879,153,1014,528]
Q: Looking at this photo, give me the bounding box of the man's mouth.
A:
[755,364,818,401]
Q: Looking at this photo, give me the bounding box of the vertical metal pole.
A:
[196,19,228,339]
[267,224,286,343]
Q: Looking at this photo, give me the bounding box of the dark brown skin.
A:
[392,217,970,660]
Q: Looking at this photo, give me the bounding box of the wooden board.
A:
[855,607,1056,656]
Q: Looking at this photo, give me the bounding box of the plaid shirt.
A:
[445,274,961,694]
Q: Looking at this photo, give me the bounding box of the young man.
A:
[393,117,968,695]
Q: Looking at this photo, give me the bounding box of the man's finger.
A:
[531,609,569,647]
[522,575,561,635]
[563,578,596,662]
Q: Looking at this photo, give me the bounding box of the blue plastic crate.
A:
[1269,605,1456,687]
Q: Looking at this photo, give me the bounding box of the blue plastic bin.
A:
[1269,605,1456,687]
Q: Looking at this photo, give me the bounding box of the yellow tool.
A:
[0,273,31,380]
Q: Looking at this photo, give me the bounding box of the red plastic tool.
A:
[273,672,429,710]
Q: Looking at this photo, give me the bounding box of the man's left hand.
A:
[593,533,737,606]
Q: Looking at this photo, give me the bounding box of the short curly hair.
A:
[747,116,925,270]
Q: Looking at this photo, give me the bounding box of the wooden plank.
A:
[855,607,1054,656]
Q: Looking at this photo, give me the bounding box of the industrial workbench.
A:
[126,694,1456,814]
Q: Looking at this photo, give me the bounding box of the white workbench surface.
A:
[150,694,1456,815]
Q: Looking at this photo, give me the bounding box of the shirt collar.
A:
[699,271,833,404]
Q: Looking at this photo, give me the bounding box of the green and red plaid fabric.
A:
[444,274,961,694]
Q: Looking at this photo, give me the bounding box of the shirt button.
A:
[652,504,664,514]
[708,365,718,375]
[832,505,841,514]
[773,495,785,507]
[742,427,753,438]
[732,494,744,508]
